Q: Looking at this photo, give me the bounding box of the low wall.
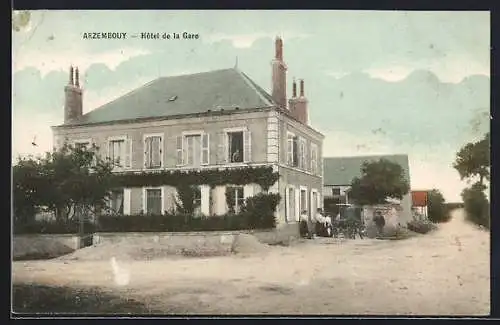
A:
[13,234,81,260]
[92,224,301,256]
[93,231,241,256]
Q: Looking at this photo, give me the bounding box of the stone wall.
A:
[13,234,81,260]
[92,224,300,256]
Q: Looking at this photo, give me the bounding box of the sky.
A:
[12,10,490,202]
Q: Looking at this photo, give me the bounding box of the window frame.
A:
[310,142,318,175]
[143,133,164,169]
[223,127,250,164]
[143,186,165,215]
[180,131,210,167]
[227,185,245,214]
[107,135,129,169]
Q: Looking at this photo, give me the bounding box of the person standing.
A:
[299,210,309,238]
[373,210,386,237]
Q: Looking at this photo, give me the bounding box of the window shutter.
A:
[144,138,151,168]
[292,137,298,167]
[285,187,290,223]
[295,188,300,222]
[158,136,163,168]
[123,188,131,215]
[201,133,210,165]
[176,135,184,166]
[125,138,132,168]
[217,132,227,164]
[243,130,251,163]
[107,140,112,163]
[287,136,293,166]
[301,139,306,170]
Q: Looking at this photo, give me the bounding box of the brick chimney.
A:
[292,79,308,124]
[64,66,83,123]
[271,36,287,109]
[288,78,298,113]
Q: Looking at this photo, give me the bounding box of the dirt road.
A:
[12,209,490,315]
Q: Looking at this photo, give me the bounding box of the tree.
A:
[453,132,490,186]
[427,189,450,223]
[349,158,410,205]
[461,183,489,229]
[454,132,490,229]
[13,143,115,224]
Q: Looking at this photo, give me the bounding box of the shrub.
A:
[427,189,451,223]
[242,193,281,229]
[14,219,96,235]
[462,184,490,229]
[15,193,281,234]
[407,218,437,234]
[97,212,253,232]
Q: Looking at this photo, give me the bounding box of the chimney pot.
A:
[292,78,297,98]
[75,67,80,88]
[275,36,283,61]
[69,66,74,85]
[300,79,305,97]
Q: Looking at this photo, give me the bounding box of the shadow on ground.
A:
[12,284,165,315]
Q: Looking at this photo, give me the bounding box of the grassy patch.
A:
[12,284,159,315]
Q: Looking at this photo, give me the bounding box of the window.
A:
[218,129,251,164]
[145,188,162,215]
[299,138,307,170]
[176,133,209,166]
[108,189,124,214]
[75,142,90,150]
[193,186,202,217]
[185,135,202,167]
[286,187,296,223]
[300,188,308,215]
[229,131,243,163]
[108,138,131,168]
[310,143,318,174]
[144,135,163,169]
[287,133,298,167]
[226,186,245,214]
[332,188,341,196]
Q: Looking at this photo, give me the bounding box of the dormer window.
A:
[168,95,178,102]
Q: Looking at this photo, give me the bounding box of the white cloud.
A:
[12,47,151,77]
[206,32,310,49]
[365,56,490,83]
[364,66,414,82]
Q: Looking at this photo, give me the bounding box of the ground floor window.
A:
[193,186,202,217]
[300,188,308,215]
[226,186,245,214]
[109,189,124,214]
[146,188,162,215]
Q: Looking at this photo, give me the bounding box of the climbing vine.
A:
[110,166,279,191]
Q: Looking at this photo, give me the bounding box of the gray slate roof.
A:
[65,68,276,126]
[323,154,410,186]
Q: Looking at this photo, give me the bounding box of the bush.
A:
[14,193,281,234]
[242,193,281,229]
[427,189,451,223]
[97,213,253,232]
[14,219,96,235]
[407,219,437,234]
[462,184,490,229]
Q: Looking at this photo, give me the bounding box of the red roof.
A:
[412,191,428,207]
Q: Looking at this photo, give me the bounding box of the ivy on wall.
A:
[110,166,280,192]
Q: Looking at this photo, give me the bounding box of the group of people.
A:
[299,208,385,239]
[299,208,332,239]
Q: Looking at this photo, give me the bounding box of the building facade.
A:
[323,155,413,224]
[51,37,324,226]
